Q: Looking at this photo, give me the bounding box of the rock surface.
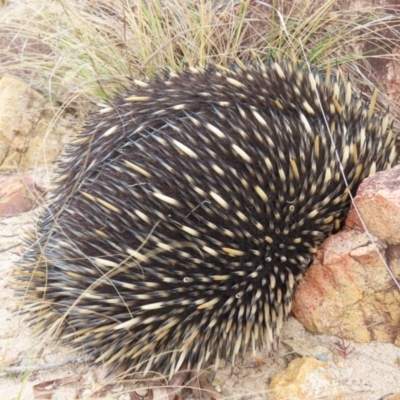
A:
[269,357,340,400]
[0,74,65,172]
[0,175,45,216]
[292,165,400,345]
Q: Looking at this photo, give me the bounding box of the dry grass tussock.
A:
[0,0,399,117]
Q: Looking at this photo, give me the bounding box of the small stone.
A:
[269,357,340,400]
[0,175,45,216]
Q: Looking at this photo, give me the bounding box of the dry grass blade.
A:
[0,0,398,110]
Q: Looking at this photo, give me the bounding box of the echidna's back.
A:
[19,62,397,376]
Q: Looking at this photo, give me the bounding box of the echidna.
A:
[18,61,397,377]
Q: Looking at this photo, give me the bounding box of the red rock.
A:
[0,175,45,216]
[292,165,400,345]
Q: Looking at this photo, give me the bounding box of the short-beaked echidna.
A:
[18,62,398,376]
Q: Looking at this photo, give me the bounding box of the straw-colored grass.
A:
[1,0,399,115]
